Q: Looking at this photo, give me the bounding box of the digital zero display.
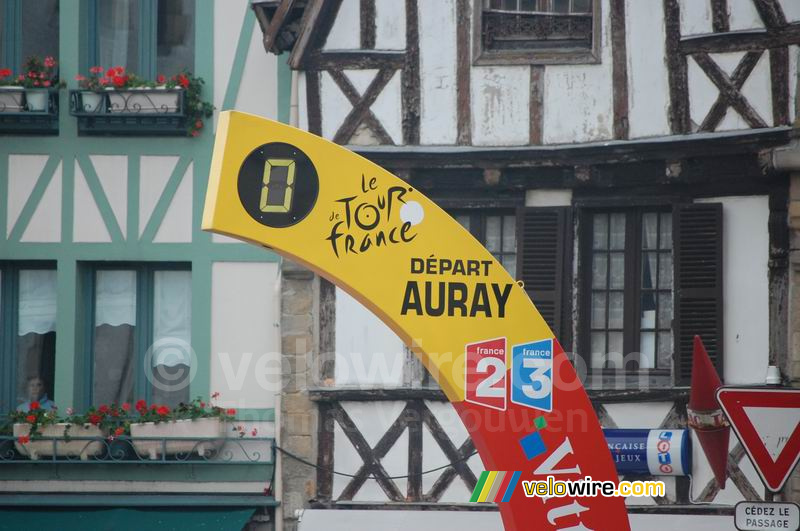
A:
[237,142,318,228]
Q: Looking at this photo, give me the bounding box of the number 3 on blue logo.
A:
[511,339,553,412]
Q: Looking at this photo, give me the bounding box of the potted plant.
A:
[103,67,182,114]
[74,66,107,112]
[10,402,112,461]
[129,395,235,460]
[18,56,61,111]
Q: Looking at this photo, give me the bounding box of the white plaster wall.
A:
[213,0,249,130]
[73,162,111,243]
[21,162,61,243]
[525,189,573,207]
[375,0,406,50]
[139,155,179,237]
[234,18,278,119]
[370,70,403,144]
[153,162,193,243]
[90,155,128,237]
[210,262,281,409]
[419,0,458,145]
[470,65,530,146]
[783,0,800,23]
[543,0,614,144]
[678,0,712,36]
[626,0,671,139]
[728,0,765,32]
[324,0,360,50]
[698,196,770,385]
[7,154,47,237]
[335,287,405,387]
[320,71,354,140]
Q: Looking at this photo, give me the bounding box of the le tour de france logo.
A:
[237,142,320,228]
[325,174,424,258]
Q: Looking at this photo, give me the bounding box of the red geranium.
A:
[114,427,125,437]
[17,435,30,445]
[226,408,236,416]
[29,401,40,411]
[0,68,11,78]
[89,65,104,75]
[121,402,131,412]
[156,405,170,416]
[25,415,36,424]
[98,405,110,414]
[135,399,147,411]
[88,414,102,425]
[177,73,189,89]
[112,74,128,88]
[157,74,166,84]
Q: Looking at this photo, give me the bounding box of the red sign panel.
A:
[717,387,800,492]
[466,337,507,411]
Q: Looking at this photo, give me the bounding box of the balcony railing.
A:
[69,88,189,136]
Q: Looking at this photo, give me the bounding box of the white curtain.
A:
[98,0,138,71]
[18,270,57,335]
[152,270,191,367]
[95,270,137,326]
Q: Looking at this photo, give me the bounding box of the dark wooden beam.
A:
[752,0,787,30]
[529,66,544,144]
[309,387,449,402]
[693,52,768,129]
[711,0,730,33]
[680,24,800,54]
[402,0,421,145]
[406,400,423,500]
[770,46,790,126]
[260,0,297,54]
[329,68,395,145]
[316,402,335,500]
[288,0,343,69]
[305,69,322,135]
[456,0,472,145]
[664,0,690,134]
[699,51,762,132]
[307,51,406,70]
[360,0,376,49]
[610,0,629,140]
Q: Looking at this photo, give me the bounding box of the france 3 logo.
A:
[464,337,553,412]
[511,339,553,413]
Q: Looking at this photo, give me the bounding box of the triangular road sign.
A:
[717,387,800,492]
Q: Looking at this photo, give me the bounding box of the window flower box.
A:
[13,423,105,461]
[107,88,182,114]
[130,417,226,460]
[0,87,25,112]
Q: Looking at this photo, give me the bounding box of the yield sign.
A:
[716,387,800,492]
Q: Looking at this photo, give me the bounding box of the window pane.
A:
[657,332,672,369]
[20,0,59,65]
[485,216,501,252]
[502,215,516,252]
[640,292,656,328]
[609,252,624,289]
[607,332,623,368]
[642,213,658,249]
[501,255,516,278]
[608,292,623,329]
[502,0,517,10]
[455,214,471,232]
[520,0,536,10]
[609,213,625,250]
[659,254,673,289]
[93,270,136,406]
[659,212,672,249]
[592,214,608,249]
[156,0,195,75]
[554,0,570,13]
[658,294,673,329]
[591,254,607,289]
[572,0,591,13]
[591,292,606,328]
[16,270,57,411]
[642,251,657,289]
[640,331,655,369]
[97,0,140,73]
[150,270,192,406]
[590,332,605,369]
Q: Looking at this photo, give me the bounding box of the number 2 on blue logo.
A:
[511,339,553,412]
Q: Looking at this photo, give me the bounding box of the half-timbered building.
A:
[252,0,800,529]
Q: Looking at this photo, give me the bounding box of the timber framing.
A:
[664,0,800,134]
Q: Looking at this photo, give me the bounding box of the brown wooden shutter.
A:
[674,203,724,386]
[516,207,573,349]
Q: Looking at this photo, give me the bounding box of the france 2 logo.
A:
[511,339,553,412]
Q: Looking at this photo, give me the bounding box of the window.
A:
[0,0,60,72]
[88,264,191,408]
[583,210,673,374]
[0,263,57,413]
[474,0,600,65]
[518,203,723,388]
[89,0,195,78]
[454,211,517,277]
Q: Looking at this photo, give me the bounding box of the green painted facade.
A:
[0,0,285,421]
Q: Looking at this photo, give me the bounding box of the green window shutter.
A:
[516,206,573,349]
[673,202,724,386]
